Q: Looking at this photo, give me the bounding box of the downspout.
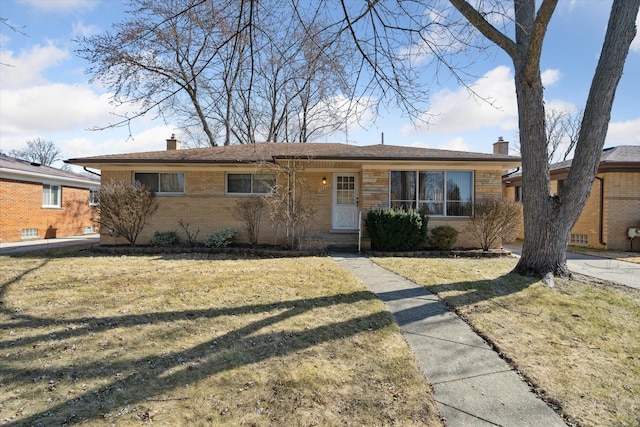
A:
[595,176,606,246]
[84,167,101,177]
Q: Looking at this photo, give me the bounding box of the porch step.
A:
[326,243,360,253]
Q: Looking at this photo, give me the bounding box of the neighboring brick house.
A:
[503,145,640,252]
[0,154,100,243]
[67,137,520,249]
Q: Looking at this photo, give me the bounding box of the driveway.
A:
[503,243,640,290]
[0,234,99,254]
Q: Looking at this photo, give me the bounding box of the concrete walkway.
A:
[333,254,566,427]
[503,243,640,289]
[0,234,99,254]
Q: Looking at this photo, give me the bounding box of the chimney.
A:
[493,136,509,155]
[166,134,180,151]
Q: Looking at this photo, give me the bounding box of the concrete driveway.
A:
[503,243,640,290]
[0,234,99,255]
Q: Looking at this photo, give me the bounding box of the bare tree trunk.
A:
[513,0,638,282]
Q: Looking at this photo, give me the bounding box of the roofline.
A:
[68,156,521,166]
[503,162,640,184]
[0,167,100,188]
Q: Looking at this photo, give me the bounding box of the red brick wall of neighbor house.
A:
[0,178,98,243]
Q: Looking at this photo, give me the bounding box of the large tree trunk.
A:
[513,0,638,283]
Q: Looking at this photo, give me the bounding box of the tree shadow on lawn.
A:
[372,271,540,327]
[1,281,394,425]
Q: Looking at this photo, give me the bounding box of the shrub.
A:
[178,219,200,247]
[234,197,265,245]
[204,229,237,248]
[94,180,158,246]
[150,231,180,247]
[366,209,428,251]
[470,197,523,250]
[428,225,458,250]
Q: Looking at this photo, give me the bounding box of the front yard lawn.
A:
[0,252,442,426]
[373,257,640,427]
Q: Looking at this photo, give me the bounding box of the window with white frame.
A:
[227,173,276,194]
[42,184,61,208]
[390,170,473,217]
[134,172,185,193]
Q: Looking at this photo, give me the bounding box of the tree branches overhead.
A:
[77,0,360,146]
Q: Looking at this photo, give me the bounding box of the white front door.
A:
[332,173,359,230]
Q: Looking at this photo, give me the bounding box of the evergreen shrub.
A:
[204,229,237,248]
[428,225,458,250]
[150,231,180,247]
[366,209,428,251]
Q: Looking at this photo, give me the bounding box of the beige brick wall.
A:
[503,171,640,251]
[99,168,334,246]
[603,172,640,251]
[568,177,604,249]
[100,166,508,249]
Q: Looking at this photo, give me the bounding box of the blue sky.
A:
[1,0,639,170]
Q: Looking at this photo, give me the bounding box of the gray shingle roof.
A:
[504,145,640,180]
[66,142,520,165]
[1,154,99,183]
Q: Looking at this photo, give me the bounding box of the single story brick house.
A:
[503,145,640,251]
[67,137,520,249]
[0,154,100,243]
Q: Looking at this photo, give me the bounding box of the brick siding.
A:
[0,178,98,243]
[101,166,507,249]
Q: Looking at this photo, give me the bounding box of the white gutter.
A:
[0,168,99,188]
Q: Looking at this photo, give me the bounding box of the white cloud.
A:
[18,0,97,12]
[0,43,69,88]
[436,136,472,151]
[606,118,640,146]
[401,65,518,135]
[632,12,640,52]
[0,83,115,134]
[62,125,177,160]
[73,20,101,38]
[545,99,578,114]
[541,69,562,86]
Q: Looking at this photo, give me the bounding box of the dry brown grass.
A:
[0,251,442,426]
[373,257,640,427]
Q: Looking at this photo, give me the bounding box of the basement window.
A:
[21,228,39,239]
[570,234,588,245]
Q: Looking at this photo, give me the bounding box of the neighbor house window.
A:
[89,189,99,206]
[134,172,185,193]
[42,184,61,208]
[515,186,522,202]
[390,170,473,217]
[227,173,276,194]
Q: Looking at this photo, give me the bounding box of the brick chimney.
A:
[166,134,180,151]
[493,136,509,155]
